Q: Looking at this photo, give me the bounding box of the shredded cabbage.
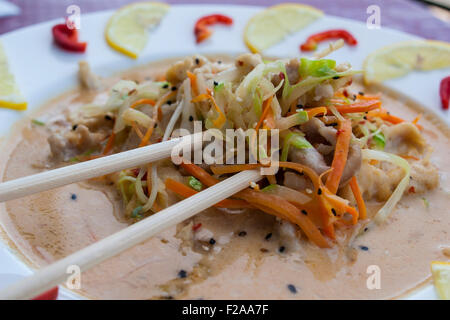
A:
[280,131,312,162]
[361,149,411,224]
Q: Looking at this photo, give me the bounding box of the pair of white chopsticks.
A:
[0,133,262,299]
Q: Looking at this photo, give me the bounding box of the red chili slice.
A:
[32,286,59,300]
[194,14,233,43]
[440,76,450,110]
[52,23,87,53]
[300,29,357,51]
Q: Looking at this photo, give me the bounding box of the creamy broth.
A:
[0,58,449,299]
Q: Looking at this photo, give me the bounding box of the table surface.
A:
[0,0,449,41]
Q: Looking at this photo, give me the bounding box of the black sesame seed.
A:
[330,123,338,126]
[171,86,177,91]
[154,123,157,128]
[209,238,216,245]
[178,270,187,278]
[363,116,367,120]
[296,104,304,109]
[71,193,77,200]
[331,208,337,216]
[359,91,364,96]
[333,76,340,80]
[213,81,219,86]
[279,246,285,253]
[72,124,78,131]
[301,210,308,216]
[317,188,322,195]
[352,94,357,100]
[162,83,169,89]
[265,233,272,240]
[167,100,172,105]
[359,245,369,251]
[195,58,200,65]
[287,284,297,294]
[364,227,369,232]
[104,115,112,121]
[189,115,194,122]
[218,60,222,64]
[238,231,247,237]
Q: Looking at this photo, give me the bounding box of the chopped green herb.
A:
[422,197,430,209]
[188,176,203,191]
[371,131,385,150]
[31,119,45,126]
[131,206,143,219]
[213,82,224,92]
[298,58,337,78]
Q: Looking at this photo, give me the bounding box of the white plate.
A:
[0,4,447,300]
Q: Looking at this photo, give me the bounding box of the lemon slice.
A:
[0,42,27,111]
[364,40,450,84]
[431,261,450,300]
[244,3,323,53]
[105,2,169,59]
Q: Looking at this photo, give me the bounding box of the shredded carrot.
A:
[139,126,154,147]
[180,162,219,187]
[237,189,330,248]
[187,71,198,96]
[369,159,379,165]
[165,178,251,209]
[325,119,352,194]
[102,132,116,155]
[412,114,422,125]
[399,154,419,161]
[211,164,262,175]
[130,98,156,109]
[349,176,367,220]
[192,89,226,128]
[357,94,380,101]
[331,100,381,114]
[130,98,162,121]
[306,107,327,118]
[255,96,274,131]
[368,110,423,130]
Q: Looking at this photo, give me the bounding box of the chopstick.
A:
[0,132,203,203]
[0,169,263,300]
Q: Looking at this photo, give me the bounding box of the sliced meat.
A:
[340,143,362,184]
[235,53,263,74]
[301,117,337,146]
[283,171,313,191]
[165,55,208,84]
[383,122,426,156]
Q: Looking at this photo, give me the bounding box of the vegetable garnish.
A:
[52,23,87,53]
[255,96,274,130]
[300,29,357,52]
[329,100,381,114]
[367,109,423,130]
[440,76,450,110]
[31,119,45,126]
[191,89,226,128]
[194,14,233,43]
[102,132,116,155]
[325,119,352,194]
[349,176,367,219]
[362,149,411,224]
[165,178,250,209]
[188,176,203,191]
[187,71,198,96]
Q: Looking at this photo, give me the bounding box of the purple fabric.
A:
[0,0,449,41]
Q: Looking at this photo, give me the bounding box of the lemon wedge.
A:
[364,40,450,84]
[431,261,450,300]
[0,42,27,111]
[105,2,169,59]
[244,3,323,53]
